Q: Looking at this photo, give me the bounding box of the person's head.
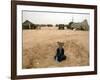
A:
[57,41,64,48]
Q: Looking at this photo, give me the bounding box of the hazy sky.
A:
[22,10,90,25]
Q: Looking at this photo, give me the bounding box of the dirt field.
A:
[22,29,89,69]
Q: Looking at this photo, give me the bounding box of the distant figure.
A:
[54,42,66,62]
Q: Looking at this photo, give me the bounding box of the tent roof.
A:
[23,20,33,25]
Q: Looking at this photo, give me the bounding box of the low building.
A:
[22,20,37,29]
[70,19,89,31]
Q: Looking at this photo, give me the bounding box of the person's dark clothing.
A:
[54,48,66,62]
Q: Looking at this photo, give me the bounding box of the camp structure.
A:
[56,24,68,30]
[22,20,37,29]
[81,19,89,30]
[70,19,89,31]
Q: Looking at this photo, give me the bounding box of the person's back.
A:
[54,42,66,62]
[56,47,64,57]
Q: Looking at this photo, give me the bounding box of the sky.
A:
[22,10,90,25]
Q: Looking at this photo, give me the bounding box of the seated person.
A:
[54,42,66,62]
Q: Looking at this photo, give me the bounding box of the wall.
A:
[0,0,99,80]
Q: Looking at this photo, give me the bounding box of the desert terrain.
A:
[22,28,89,69]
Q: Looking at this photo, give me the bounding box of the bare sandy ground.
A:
[22,29,89,69]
